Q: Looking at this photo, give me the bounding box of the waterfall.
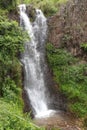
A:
[19,4,55,118]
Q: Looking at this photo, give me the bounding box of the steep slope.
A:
[47,0,87,128]
[48,0,87,57]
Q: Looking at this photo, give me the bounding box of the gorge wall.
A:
[48,0,87,58]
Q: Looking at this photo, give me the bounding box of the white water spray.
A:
[19,4,55,118]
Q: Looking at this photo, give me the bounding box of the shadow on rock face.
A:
[26,4,36,22]
[22,89,34,118]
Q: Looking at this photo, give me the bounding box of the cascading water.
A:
[19,4,55,118]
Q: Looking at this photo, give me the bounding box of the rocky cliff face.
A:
[48,0,87,58]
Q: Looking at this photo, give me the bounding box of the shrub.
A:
[0,17,25,97]
[0,99,44,130]
[46,43,87,118]
[0,11,44,130]
[22,0,68,16]
[0,0,17,10]
[80,42,87,51]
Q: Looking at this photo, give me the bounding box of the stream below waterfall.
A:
[34,111,82,130]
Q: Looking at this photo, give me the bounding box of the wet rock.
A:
[33,111,82,130]
[22,89,34,118]
[26,4,36,22]
[8,8,20,22]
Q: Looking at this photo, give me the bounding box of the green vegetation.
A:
[1,0,86,129]
[0,16,25,97]
[0,4,43,130]
[18,0,68,16]
[0,99,44,130]
[0,0,17,10]
[0,0,66,129]
[46,43,87,119]
[80,42,87,51]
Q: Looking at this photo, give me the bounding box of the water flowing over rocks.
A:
[19,4,65,118]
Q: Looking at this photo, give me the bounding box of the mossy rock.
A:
[26,4,36,22]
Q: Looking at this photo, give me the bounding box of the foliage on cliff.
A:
[0,17,25,96]
[0,0,17,10]
[46,43,87,126]
[21,0,68,16]
[47,1,87,127]
[0,3,43,130]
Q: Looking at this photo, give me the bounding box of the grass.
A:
[0,99,44,130]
